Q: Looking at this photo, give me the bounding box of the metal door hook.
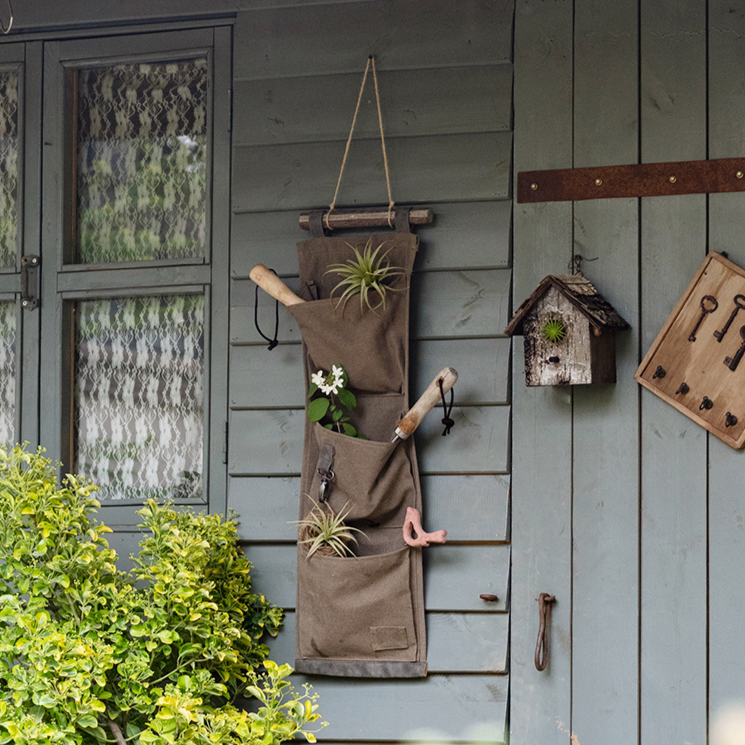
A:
[534,592,556,671]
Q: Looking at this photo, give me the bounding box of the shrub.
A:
[0,445,323,745]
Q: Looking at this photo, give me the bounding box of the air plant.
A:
[294,497,367,559]
[541,317,567,343]
[324,237,407,313]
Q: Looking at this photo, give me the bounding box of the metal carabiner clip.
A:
[317,468,335,503]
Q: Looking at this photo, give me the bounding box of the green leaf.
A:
[337,388,356,411]
[307,397,329,422]
[332,408,343,422]
[341,423,357,437]
[307,383,318,398]
[78,715,99,729]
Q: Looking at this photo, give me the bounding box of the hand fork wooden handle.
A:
[249,264,306,307]
[392,367,458,442]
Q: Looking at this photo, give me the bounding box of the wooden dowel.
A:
[299,207,433,231]
[249,264,305,307]
[394,367,458,440]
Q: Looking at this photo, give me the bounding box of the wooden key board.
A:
[636,251,745,448]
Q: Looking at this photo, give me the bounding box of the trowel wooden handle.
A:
[249,264,305,307]
[395,367,458,439]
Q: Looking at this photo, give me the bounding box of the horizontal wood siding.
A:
[228,1,513,741]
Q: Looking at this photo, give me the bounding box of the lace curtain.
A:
[0,302,15,448]
[75,59,208,264]
[74,294,204,502]
[0,70,18,268]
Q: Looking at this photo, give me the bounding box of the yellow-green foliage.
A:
[0,445,324,745]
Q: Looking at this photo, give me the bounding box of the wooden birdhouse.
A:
[505,275,630,386]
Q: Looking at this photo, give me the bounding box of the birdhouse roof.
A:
[504,274,630,336]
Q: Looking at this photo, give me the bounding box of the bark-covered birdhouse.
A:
[505,275,630,386]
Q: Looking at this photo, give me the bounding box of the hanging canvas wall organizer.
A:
[250,56,454,678]
[635,251,745,449]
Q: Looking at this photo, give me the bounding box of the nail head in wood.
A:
[531,182,538,191]
[669,175,677,183]
[595,178,603,186]
[737,171,744,179]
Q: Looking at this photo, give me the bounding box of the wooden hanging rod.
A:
[518,157,745,203]
[299,207,433,231]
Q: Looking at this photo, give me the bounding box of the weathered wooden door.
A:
[0,41,43,449]
[37,27,231,544]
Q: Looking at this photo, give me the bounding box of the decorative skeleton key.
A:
[724,325,745,371]
[689,295,718,342]
[714,294,745,342]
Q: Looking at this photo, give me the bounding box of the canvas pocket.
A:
[296,546,417,662]
[288,293,407,395]
[308,423,415,524]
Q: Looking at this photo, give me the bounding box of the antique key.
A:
[724,325,745,371]
[689,295,718,341]
[714,294,745,342]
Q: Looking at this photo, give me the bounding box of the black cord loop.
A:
[254,268,279,351]
[438,378,455,436]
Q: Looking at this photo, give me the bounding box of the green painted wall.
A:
[512,1,745,743]
[228,1,513,740]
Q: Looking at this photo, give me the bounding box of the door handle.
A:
[21,255,40,310]
[534,592,556,671]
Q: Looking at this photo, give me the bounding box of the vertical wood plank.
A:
[208,25,232,516]
[640,2,708,744]
[707,0,745,729]
[21,42,43,448]
[511,1,574,743]
[570,3,640,744]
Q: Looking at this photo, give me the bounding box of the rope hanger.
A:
[299,56,433,234]
[326,55,395,230]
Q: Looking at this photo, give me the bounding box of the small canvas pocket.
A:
[296,546,417,662]
[309,423,415,524]
[288,294,407,395]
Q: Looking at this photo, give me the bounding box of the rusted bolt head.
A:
[479,594,499,602]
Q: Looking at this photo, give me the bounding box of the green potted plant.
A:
[0,445,325,745]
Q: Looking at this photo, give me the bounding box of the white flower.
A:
[311,370,326,388]
[319,383,335,395]
[331,364,345,379]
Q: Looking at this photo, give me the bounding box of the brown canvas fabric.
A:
[289,232,427,678]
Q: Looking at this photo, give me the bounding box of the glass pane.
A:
[75,59,208,264]
[73,294,204,501]
[0,70,19,268]
[0,301,15,448]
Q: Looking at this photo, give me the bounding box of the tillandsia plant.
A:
[541,317,567,343]
[294,497,366,560]
[307,364,367,439]
[0,444,326,745]
[324,237,407,313]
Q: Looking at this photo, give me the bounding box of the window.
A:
[39,28,230,521]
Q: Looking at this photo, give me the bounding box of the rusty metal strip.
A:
[517,157,745,203]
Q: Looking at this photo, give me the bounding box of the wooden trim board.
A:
[635,251,745,448]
